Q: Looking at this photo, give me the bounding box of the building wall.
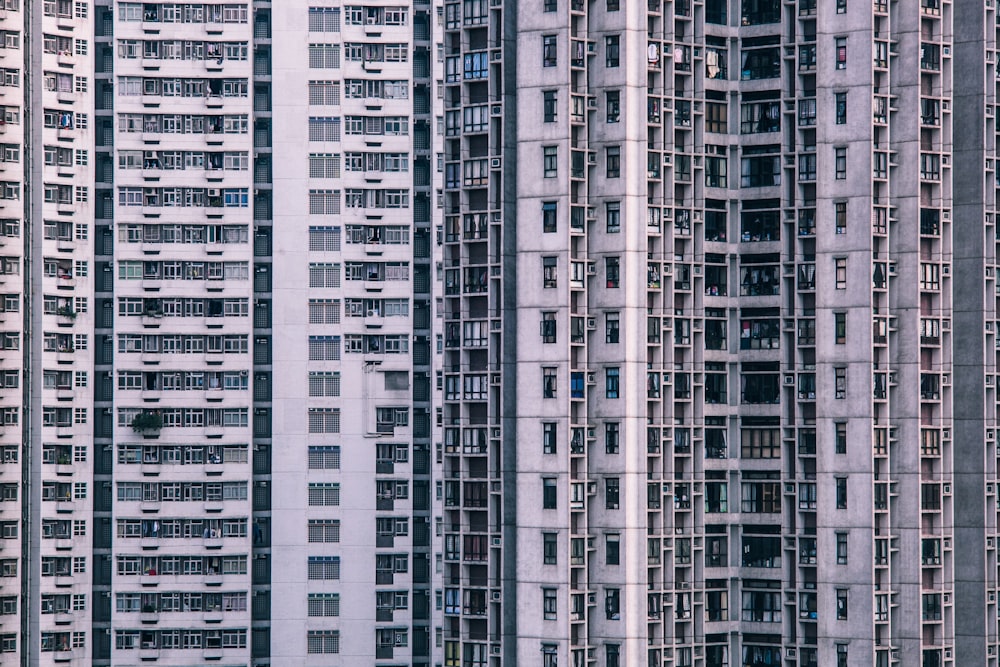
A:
[269,1,439,664]
[108,3,256,664]
[444,0,966,666]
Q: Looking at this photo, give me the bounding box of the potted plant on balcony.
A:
[131,411,163,434]
[56,305,76,319]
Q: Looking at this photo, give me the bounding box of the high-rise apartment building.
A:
[4,0,1000,666]
[441,1,988,667]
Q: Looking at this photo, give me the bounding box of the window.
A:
[835,423,847,454]
[543,368,556,398]
[835,37,847,69]
[540,312,556,343]
[834,367,846,399]
[705,102,727,133]
[742,531,780,567]
[837,645,848,667]
[606,90,620,122]
[740,46,780,80]
[835,258,847,288]
[835,147,847,179]
[606,201,621,233]
[542,35,557,67]
[740,145,781,187]
[542,257,557,288]
[741,475,781,512]
[543,90,557,122]
[836,478,847,509]
[836,589,848,619]
[706,480,728,512]
[606,534,620,564]
[542,201,557,232]
[605,589,620,620]
[542,146,557,177]
[542,423,557,454]
[741,581,781,622]
[309,7,341,31]
[605,368,620,398]
[605,312,620,343]
[606,257,620,288]
[741,99,780,134]
[605,422,620,454]
[836,533,848,564]
[834,312,846,344]
[541,588,558,620]
[706,0,726,22]
[543,533,557,563]
[606,146,620,178]
[835,92,847,124]
[307,630,339,654]
[798,97,816,126]
[605,478,620,509]
[542,478,557,509]
[307,520,340,543]
[605,36,620,67]
[835,201,847,234]
[741,0,779,23]
[705,152,727,187]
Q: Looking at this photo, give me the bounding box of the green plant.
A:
[56,306,76,319]
[144,299,163,316]
[131,411,163,432]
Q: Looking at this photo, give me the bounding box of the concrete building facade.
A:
[441,0,989,666]
[3,1,1000,667]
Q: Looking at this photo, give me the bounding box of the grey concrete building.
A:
[441,0,993,666]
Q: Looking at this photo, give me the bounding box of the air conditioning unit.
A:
[586,481,597,495]
[586,317,596,330]
[786,649,797,658]
[587,151,596,165]
[490,157,501,169]
[207,189,220,197]
[586,96,597,110]
[586,372,596,385]
[586,263,596,276]
[491,591,501,601]
[491,645,501,655]
[491,536,502,546]
[783,374,794,385]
